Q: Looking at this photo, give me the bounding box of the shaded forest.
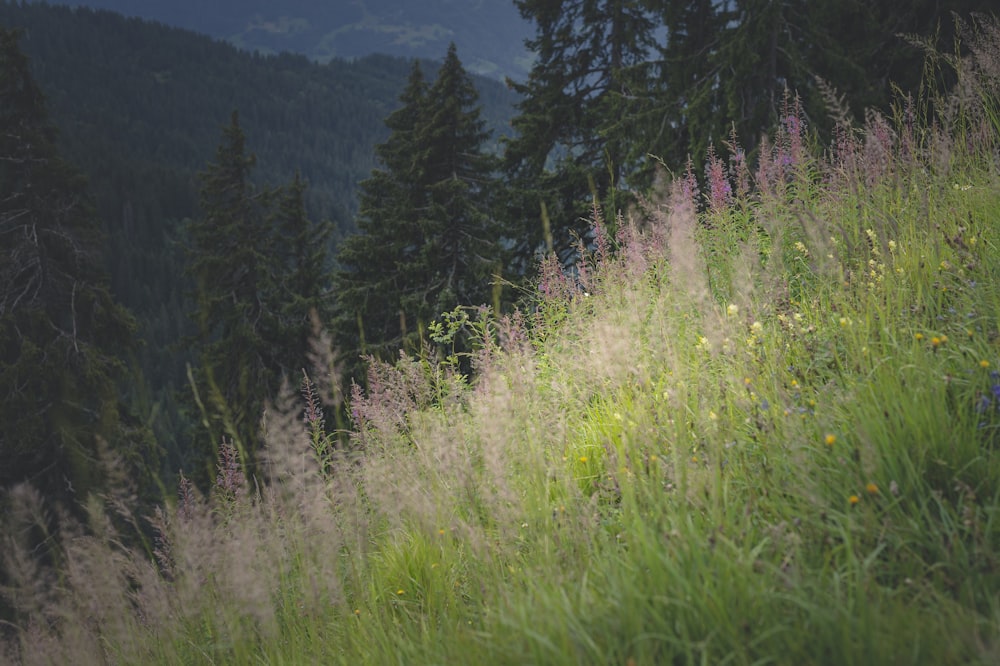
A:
[1,0,995,533]
[0,1,518,484]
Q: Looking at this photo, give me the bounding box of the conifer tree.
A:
[502,0,659,268]
[335,62,429,364]
[336,45,499,375]
[185,114,335,480]
[648,0,730,167]
[0,27,159,508]
[185,111,280,477]
[415,43,499,317]
[270,172,334,378]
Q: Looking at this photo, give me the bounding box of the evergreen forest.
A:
[2,1,1000,663]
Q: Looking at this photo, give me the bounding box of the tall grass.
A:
[3,16,1000,665]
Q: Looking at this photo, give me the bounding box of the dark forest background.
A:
[1,0,995,527]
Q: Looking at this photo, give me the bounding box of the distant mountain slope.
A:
[43,0,533,81]
[0,1,518,468]
[1,1,517,230]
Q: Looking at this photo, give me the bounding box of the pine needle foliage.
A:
[335,44,500,379]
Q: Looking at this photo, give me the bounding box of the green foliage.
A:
[6,8,1000,666]
[335,46,502,380]
[184,113,334,484]
[0,0,518,478]
[502,0,659,269]
[0,27,160,511]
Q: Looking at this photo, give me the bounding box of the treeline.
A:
[502,0,997,261]
[0,0,517,484]
[1,0,995,524]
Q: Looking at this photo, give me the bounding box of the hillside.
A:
[45,0,533,80]
[2,11,999,663]
[0,0,518,470]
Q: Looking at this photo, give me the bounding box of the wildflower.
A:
[839,317,849,327]
[915,333,924,341]
[848,495,860,506]
[709,411,718,421]
[727,303,739,317]
[866,482,880,495]
[397,589,405,595]
[825,434,836,447]
[705,144,732,212]
[354,609,361,616]
[794,241,809,256]
[888,240,897,253]
[438,529,446,536]
[931,336,942,348]
[579,456,588,463]
[981,360,991,369]
[751,321,763,333]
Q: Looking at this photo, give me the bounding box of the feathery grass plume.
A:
[815,75,854,131]
[663,180,712,327]
[781,90,809,170]
[0,484,58,624]
[306,308,345,412]
[349,352,436,448]
[863,108,897,186]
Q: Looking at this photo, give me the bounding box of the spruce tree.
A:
[336,62,430,364]
[0,27,159,509]
[502,0,659,268]
[185,114,336,480]
[335,45,499,376]
[648,0,730,168]
[185,111,279,478]
[270,171,334,378]
[414,43,499,318]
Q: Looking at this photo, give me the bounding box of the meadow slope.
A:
[3,21,1000,666]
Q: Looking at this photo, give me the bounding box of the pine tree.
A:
[269,171,334,379]
[502,0,660,268]
[414,43,499,318]
[0,27,159,509]
[335,62,430,364]
[184,111,280,478]
[647,0,730,168]
[185,114,336,480]
[335,45,499,376]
